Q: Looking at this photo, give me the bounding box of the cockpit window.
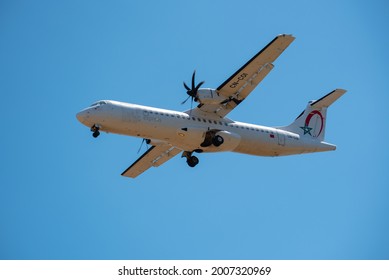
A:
[90,101,107,107]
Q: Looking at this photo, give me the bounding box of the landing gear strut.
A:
[182,151,199,168]
[91,125,100,138]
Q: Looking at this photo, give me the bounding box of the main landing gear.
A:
[91,124,100,138]
[182,151,199,168]
[182,134,224,168]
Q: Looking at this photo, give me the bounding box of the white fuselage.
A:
[76,100,335,157]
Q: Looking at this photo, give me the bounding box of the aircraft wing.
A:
[197,34,295,118]
[121,144,182,178]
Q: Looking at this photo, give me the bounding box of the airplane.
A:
[76,34,347,178]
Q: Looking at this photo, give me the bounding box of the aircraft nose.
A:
[76,109,89,123]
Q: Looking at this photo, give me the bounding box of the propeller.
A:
[137,138,148,154]
[182,70,204,105]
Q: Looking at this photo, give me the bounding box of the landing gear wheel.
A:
[91,125,100,138]
[187,156,199,167]
[212,135,224,147]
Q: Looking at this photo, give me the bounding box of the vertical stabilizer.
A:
[282,89,346,141]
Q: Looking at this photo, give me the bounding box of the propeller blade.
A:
[181,95,191,105]
[183,81,191,91]
[190,95,194,113]
[195,80,205,92]
[191,71,196,90]
[137,138,146,154]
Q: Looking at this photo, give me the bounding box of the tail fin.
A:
[282,89,347,141]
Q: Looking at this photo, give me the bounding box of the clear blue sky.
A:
[1,0,388,260]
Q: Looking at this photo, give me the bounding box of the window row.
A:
[142,110,275,134]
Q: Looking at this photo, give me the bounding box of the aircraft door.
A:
[277,131,286,146]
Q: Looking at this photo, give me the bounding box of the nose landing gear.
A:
[91,125,100,138]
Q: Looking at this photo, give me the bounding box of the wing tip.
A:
[277,33,296,41]
[335,88,347,94]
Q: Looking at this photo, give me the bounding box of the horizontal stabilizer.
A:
[311,89,346,109]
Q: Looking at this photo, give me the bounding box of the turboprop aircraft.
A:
[76,34,346,178]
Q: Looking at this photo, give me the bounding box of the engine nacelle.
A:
[214,130,241,151]
[196,88,226,105]
[176,127,206,147]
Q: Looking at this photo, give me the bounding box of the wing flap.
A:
[200,63,274,117]
[121,144,181,178]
